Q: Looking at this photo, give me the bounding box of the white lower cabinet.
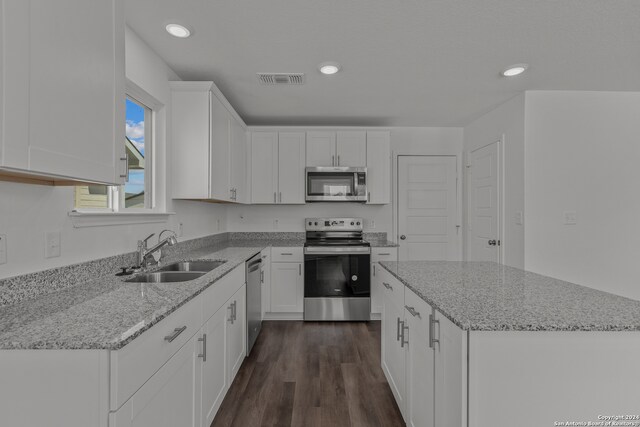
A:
[268,247,304,315]
[371,248,398,315]
[377,266,466,425]
[110,265,248,427]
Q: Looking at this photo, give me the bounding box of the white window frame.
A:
[69,81,174,228]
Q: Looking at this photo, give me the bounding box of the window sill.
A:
[69,211,176,228]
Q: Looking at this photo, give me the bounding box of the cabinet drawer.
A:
[202,264,245,322]
[378,266,404,309]
[372,247,398,262]
[271,247,303,262]
[110,295,201,411]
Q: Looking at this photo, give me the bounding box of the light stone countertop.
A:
[379,261,640,332]
[0,242,267,350]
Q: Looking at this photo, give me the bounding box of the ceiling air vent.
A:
[257,73,305,85]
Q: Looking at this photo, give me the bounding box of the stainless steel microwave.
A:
[305,167,367,202]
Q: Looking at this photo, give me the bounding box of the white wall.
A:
[463,93,526,268]
[524,91,640,301]
[0,27,226,279]
[227,127,463,235]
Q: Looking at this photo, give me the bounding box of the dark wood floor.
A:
[211,320,405,427]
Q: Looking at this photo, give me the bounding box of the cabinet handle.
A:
[368,192,371,203]
[332,155,335,166]
[401,323,409,348]
[228,304,234,324]
[429,314,440,349]
[281,252,293,256]
[198,334,207,362]
[164,326,187,343]
[378,253,391,256]
[337,155,340,166]
[373,264,376,276]
[396,317,402,342]
[232,301,237,321]
[383,282,393,291]
[260,270,264,283]
[279,192,282,203]
[119,154,129,181]
[299,264,302,275]
[405,305,421,319]
[274,192,277,203]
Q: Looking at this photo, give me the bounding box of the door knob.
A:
[400,235,407,240]
[488,239,497,246]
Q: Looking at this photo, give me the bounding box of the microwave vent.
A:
[257,73,305,85]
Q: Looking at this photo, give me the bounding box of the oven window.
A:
[304,253,370,298]
[307,173,355,196]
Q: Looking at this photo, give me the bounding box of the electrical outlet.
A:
[274,219,279,230]
[564,211,577,225]
[369,220,376,229]
[515,211,523,225]
[178,222,184,237]
[216,219,220,231]
[0,234,7,265]
[45,231,61,258]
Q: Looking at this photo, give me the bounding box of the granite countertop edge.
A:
[378,261,640,332]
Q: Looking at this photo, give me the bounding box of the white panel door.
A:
[270,262,303,312]
[200,306,228,427]
[398,156,458,261]
[229,118,247,203]
[336,131,366,166]
[2,0,125,184]
[306,131,336,166]
[467,142,500,262]
[210,94,231,200]
[278,132,306,204]
[250,132,278,204]
[366,131,391,204]
[226,284,246,385]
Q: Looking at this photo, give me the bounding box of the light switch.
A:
[369,220,376,229]
[564,211,577,225]
[515,211,523,226]
[0,234,7,265]
[45,231,61,258]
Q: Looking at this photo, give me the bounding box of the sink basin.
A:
[125,271,206,283]
[158,260,226,272]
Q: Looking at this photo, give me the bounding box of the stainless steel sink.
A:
[125,271,206,283]
[157,260,226,272]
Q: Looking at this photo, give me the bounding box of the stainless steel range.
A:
[303,217,371,321]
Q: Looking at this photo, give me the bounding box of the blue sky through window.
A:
[125,98,146,197]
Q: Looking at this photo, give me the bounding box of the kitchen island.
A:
[377,261,640,427]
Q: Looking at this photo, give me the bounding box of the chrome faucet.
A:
[137,230,178,267]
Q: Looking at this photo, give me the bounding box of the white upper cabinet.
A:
[250,132,278,204]
[366,131,391,204]
[0,0,125,185]
[278,132,306,204]
[336,131,367,167]
[170,81,246,202]
[306,131,336,166]
[250,131,305,204]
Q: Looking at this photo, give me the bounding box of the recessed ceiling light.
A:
[501,64,529,77]
[319,62,341,75]
[165,23,191,38]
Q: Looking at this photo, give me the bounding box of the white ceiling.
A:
[125,0,640,127]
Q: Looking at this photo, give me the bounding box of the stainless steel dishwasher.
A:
[246,253,262,354]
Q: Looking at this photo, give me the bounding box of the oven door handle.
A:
[304,246,371,255]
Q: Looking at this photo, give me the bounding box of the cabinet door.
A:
[261,249,271,316]
[336,131,366,166]
[200,306,229,427]
[405,302,435,427]
[366,131,391,204]
[210,94,231,201]
[109,335,199,427]
[270,262,303,312]
[278,132,306,204]
[371,263,382,315]
[306,131,336,166]
[1,0,125,184]
[250,132,278,204]
[230,117,247,203]
[226,284,246,385]
[381,296,406,415]
[434,312,466,427]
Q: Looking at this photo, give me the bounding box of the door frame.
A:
[464,137,505,264]
[393,154,463,261]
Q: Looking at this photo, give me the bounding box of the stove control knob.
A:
[356,221,361,226]
[308,221,312,226]
[350,222,355,226]
[314,222,318,226]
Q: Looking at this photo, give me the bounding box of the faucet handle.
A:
[141,233,155,245]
